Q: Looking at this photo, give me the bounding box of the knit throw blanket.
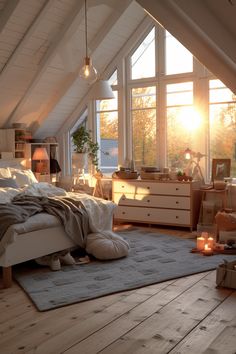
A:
[0,195,89,247]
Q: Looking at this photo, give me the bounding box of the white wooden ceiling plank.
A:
[19,0,46,15]
[0,0,55,82]
[23,37,49,52]
[36,3,133,135]
[4,0,84,128]
[0,28,24,41]
[6,21,25,35]
[0,0,20,35]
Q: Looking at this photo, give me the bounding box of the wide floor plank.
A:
[96,272,232,354]
[0,225,235,354]
[169,291,236,354]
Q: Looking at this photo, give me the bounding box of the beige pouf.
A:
[86,230,130,260]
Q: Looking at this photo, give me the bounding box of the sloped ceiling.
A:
[0,0,235,140]
[0,0,145,138]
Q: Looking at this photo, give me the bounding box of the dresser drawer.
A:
[112,180,149,194]
[112,180,190,196]
[114,206,190,226]
[113,193,190,210]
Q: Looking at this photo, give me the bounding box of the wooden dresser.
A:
[112,179,201,230]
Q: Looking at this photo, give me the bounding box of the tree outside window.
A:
[131,86,157,169]
[210,80,236,176]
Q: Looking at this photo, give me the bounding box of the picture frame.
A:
[211,158,231,181]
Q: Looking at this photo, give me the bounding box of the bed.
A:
[0,161,118,288]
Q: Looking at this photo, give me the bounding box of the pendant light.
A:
[79,0,97,84]
[89,80,115,100]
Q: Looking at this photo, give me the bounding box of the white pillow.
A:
[10,168,38,187]
[86,231,130,260]
[0,167,11,178]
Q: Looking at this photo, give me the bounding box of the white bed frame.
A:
[0,158,79,287]
[0,226,76,288]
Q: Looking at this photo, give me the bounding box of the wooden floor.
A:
[0,225,236,354]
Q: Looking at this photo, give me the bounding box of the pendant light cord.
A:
[84,0,88,58]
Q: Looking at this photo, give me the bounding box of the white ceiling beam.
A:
[0,0,55,79]
[4,0,85,128]
[34,0,132,135]
[0,0,20,35]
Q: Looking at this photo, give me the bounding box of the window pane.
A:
[210,79,235,103]
[96,91,118,111]
[166,80,203,169]
[132,109,157,169]
[96,91,118,174]
[131,86,157,168]
[165,31,193,75]
[98,111,118,174]
[100,111,118,139]
[210,102,236,177]
[131,27,155,80]
[167,82,193,106]
[108,70,118,86]
[167,106,204,169]
[209,80,236,177]
[132,86,156,109]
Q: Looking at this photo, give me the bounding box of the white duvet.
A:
[0,183,116,255]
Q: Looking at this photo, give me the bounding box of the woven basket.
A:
[115,171,138,179]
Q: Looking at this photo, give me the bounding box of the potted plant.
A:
[71,125,100,171]
[177,170,184,181]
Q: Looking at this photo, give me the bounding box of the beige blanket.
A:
[1,195,89,248]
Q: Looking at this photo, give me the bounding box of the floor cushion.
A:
[86,230,129,260]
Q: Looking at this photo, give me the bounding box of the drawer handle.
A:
[176,216,179,219]
[176,201,179,204]
[147,213,150,216]
[122,211,126,215]
[147,199,150,203]
[176,188,179,191]
[147,186,150,189]
[121,185,125,188]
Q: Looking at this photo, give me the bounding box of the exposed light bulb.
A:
[79,56,97,84]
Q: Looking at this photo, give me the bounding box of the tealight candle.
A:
[203,244,213,256]
[197,236,205,251]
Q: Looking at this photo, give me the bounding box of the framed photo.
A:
[211,159,231,181]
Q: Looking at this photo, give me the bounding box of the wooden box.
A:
[216,261,236,289]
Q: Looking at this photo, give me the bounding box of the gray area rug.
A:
[14,230,236,311]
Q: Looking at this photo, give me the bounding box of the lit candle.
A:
[203,244,213,256]
[197,237,205,251]
[207,237,214,249]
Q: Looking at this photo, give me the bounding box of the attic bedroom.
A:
[0,0,236,353]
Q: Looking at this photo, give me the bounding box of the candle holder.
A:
[192,232,215,255]
[202,244,213,256]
